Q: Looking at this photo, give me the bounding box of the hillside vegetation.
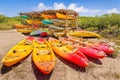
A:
[78,13,120,38]
[0,14,21,30]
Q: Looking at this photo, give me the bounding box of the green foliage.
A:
[78,13,120,38]
[0,14,7,23]
[10,16,21,21]
[0,15,21,30]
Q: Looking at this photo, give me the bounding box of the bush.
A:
[0,15,21,30]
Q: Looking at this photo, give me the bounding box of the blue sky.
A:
[0,0,120,17]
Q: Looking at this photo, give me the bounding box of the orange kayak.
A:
[48,37,88,67]
[41,14,57,19]
[15,24,32,29]
[32,38,55,74]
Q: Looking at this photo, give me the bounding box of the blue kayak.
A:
[30,29,48,36]
[30,30,42,36]
[42,20,53,25]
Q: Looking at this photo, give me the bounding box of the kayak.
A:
[52,19,65,24]
[32,38,55,74]
[54,32,65,37]
[2,37,34,66]
[89,43,115,55]
[48,37,88,67]
[26,19,41,24]
[30,29,49,36]
[15,24,32,29]
[59,37,106,59]
[17,29,33,34]
[30,30,42,36]
[68,30,101,38]
[49,26,64,31]
[56,13,75,20]
[20,15,28,19]
[40,32,47,37]
[41,14,57,19]
[42,19,53,25]
[68,36,115,55]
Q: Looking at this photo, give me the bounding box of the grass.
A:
[114,73,120,79]
[111,47,120,58]
[110,39,120,58]
[103,71,120,79]
[0,19,21,30]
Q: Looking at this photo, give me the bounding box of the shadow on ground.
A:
[0,53,31,74]
[86,56,102,65]
[0,62,20,74]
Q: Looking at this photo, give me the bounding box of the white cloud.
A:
[34,2,101,14]
[34,2,52,11]
[67,3,101,13]
[67,3,76,10]
[107,8,119,13]
[89,10,101,13]
[33,2,120,16]
[68,4,88,13]
[53,2,66,10]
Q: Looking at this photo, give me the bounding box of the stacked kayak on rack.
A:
[15,24,33,34]
[56,13,75,20]
[26,19,41,25]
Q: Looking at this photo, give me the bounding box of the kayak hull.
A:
[68,31,101,38]
[2,37,34,66]
[48,37,88,67]
[32,38,55,74]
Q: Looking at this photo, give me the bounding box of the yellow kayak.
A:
[32,38,55,74]
[17,29,33,34]
[56,13,75,20]
[26,19,41,24]
[68,30,101,38]
[2,37,34,66]
[54,32,65,37]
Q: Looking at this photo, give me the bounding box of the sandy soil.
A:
[0,30,120,80]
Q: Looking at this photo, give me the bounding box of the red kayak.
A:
[67,36,115,55]
[48,37,88,67]
[78,47,106,59]
[59,37,106,59]
[40,32,47,37]
[91,43,115,55]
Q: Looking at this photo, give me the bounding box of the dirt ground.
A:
[0,30,120,80]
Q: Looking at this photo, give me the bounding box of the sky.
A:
[0,0,120,17]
